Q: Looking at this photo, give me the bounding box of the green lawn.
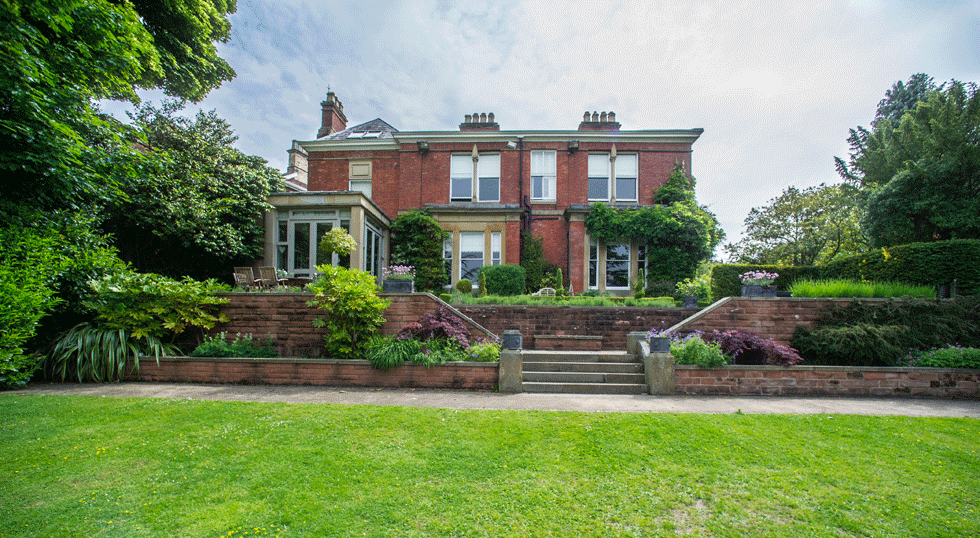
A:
[1,395,977,537]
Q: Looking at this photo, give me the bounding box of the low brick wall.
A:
[456,305,693,350]
[674,365,979,398]
[126,356,498,390]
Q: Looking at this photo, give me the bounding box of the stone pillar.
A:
[499,330,523,393]
[631,332,675,395]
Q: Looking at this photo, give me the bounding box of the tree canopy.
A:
[0,0,237,213]
[837,78,980,247]
[99,102,282,280]
[725,184,866,266]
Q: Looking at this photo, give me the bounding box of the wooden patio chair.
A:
[233,267,260,290]
[257,266,287,289]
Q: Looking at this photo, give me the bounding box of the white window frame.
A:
[615,153,638,202]
[491,231,501,265]
[349,161,372,198]
[588,153,610,201]
[530,150,556,201]
[588,237,631,291]
[451,152,499,202]
[450,154,472,201]
[459,232,485,282]
[276,210,351,279]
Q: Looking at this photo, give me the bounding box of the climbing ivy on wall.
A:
[585,202,724,283]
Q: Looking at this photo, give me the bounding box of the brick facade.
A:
[287,95,703,292]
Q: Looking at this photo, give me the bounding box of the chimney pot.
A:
[583,112,591,122]
[488,112,494,123]
[592,112,599,122]
[464,114,472,123]
[480,113,487,123]
[608,111,616,122]
[600,112,608,122]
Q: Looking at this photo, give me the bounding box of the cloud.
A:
[100,0,980,257]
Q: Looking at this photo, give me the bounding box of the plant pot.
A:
[649,336,671,353]
[681,296,698,308]
[741,285,777,298]
[383,279,414,293]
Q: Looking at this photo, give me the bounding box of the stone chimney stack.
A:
[459,112,500,131]
[317,92,348,138]
[578,110,621,131]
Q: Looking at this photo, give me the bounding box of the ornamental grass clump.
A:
[788,278,935,298]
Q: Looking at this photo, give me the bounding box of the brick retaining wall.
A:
[126,356,498,390]
[455,305,693,350]
[210,292,492,357]
[668,297,871,346]
[674,365,979,398]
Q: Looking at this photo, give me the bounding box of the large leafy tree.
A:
[837,77,980,247]
[101,101,282,280]
[725,184,866,266]
[0,0,237,213]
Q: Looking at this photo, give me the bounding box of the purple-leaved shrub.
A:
[704,329,804,366]
[396,307,472,350]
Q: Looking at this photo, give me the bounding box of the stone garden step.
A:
[520,351,639,364]
[522,382,649,395]
[522,371,646,384]
[522,361,643,374]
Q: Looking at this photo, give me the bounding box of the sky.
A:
[103,0,980,258]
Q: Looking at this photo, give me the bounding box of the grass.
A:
[788,278,937,298]
[1,395,978,537]
[450,293,677,308]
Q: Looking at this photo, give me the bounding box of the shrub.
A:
[456,279,472,294]
[521,233,546,292]
[703,329,803,366]
[190,332,277,358]
[0,224,66,388]
[669,333,728,367]
[791,324,913,367]
[478,271,487,297]
[306,264,390,359]
[84,271,229,340]
[396,307,471,350]
[480,264,526,296]
[901,346,980,369]
[467,340,501,362]
[45,271,229,382]
[318,227,356,257]
[389,210,449,292]
[47,323,176,382]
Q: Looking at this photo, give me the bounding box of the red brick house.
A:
[265,92,703,294]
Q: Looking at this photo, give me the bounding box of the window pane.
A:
[278,221,288,242]
[478,177,499,201]
[615,177,636,201]
[443,236,453,282]
[350,179,371,197]
[451,177,472,200]
[460,232,484,281]
[491,232,501,265]
[477,154,499,178]
[293,223,310,273]
[451,154,471,200]
[616,154,637,176]
[315,223,333,266]
[588,178,608,200]
[531,176,543,199]
[588,154,609,176]
[606,243,629,288]
[589,239,598,288]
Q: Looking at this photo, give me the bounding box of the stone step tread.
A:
[523,372,646,384]
[522,361,643,373]
[520,352,638,364]
[522,382,649,395]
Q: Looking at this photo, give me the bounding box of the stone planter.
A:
[681,296,698,308]
[649,336,671,353]
[383,279,414,293]
[741,285,777,298]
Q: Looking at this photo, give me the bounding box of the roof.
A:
[322,118,399,140]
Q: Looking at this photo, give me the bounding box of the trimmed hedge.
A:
[479,264,526,296]
[712,239,980,299]
[710,264,820,300]
[822,239,980,296]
